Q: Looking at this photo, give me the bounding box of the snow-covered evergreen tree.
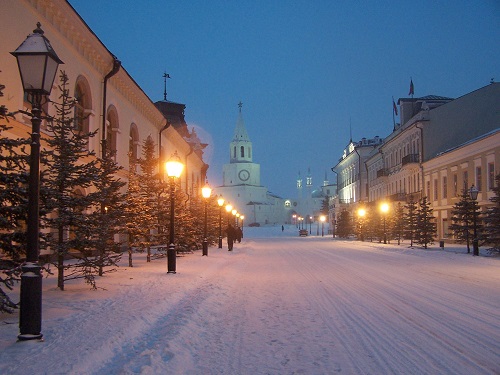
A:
[484,173,500,254]
[41,71,100,290]
[336,209,353,238]
[416,196,436,249]
[88,151,126,276]
[449,189,475,253]
[124,155,147,266]
[0,86,29,312]
[404,197,418,247]
[391,202,405,245]
[137,136,160,261]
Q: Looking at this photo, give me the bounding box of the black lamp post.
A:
[309,216,312,234]
[469,185,479,256]
[381,203,389,244]
[165,152,184,273]
[320,215,326,236]
[217,196,224,248]
[240,215,244,238]
[11,22,63,341]
[358,208,366,241]
[225,203,232,225]
[201,182,212,256]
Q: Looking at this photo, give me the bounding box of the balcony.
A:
[401,153,419,167]
[376,168,388,179]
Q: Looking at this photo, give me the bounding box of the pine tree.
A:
[137,136,160,261]
[391,202,405,245]
[416,196,436,249]
[88,151,126,277]
[449,189,474,252]
[404,196,418,247]
[0,87,30,313]
[336,209,353,238]
[124,155,147,266]
[41,71,101,290]
[484,173,500,253]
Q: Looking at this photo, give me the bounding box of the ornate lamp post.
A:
[292,214,297,227]
[232,209,237,225]
[380,202,389,244]
[320,215,326,236]
[358,208,366,241]
[309,216,313,234]
[165,151,184,273]
[469,185,479,256]
[201,182,212,256]
[11,23,63,341]
[217,196,224,248]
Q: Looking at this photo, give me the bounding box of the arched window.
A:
[129,123,139,161]
[106,105,119,158]
[74,76,93,148]
[240,146,245,157]
[233,146,236,159]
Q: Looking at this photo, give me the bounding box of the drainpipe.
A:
[185,145,194,195]
[416,123,425,199]
[101,56,121,159]
[158,120,170,171]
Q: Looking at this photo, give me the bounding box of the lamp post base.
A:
[202,239,208,256]
[473,238,479,256]
[18,262,43,340]
[167,243,176,273]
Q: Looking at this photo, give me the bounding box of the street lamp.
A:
[240,215,245,238]
[11,22,63,341]
[225,203,232,225]
[232,209,237,225]
[201,182,212,256]
[469,185,479,256]
[165,151,184,273]
[380,202,389,244]
[217,196,224,248]
[292,214,297,227]
[309,216,313,234]
[320,215,326,236]
[358,208,366,241]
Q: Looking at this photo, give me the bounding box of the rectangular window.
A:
[433,179,438,201]
[443,176,447,199]
[426,180,431,199]
[476,166,482,191]
[453,174,458,196]
[488,163,495,190]
[463,171,468,190]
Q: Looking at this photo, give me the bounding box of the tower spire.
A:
[163,72,170,101]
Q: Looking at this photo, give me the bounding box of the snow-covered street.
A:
[1,226,499,374]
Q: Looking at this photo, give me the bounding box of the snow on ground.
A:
[1,225,499,374]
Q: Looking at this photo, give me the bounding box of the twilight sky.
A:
[69,0,499,199]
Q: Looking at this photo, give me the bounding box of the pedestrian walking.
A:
[226,224,235,251]
[236,226,242,243]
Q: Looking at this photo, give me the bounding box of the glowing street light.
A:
[380,202,389,244]
[217,196,225,248]
[165,151,184,273]
[225,203,233,225]
[358,208,366,241]
[201,182,212,256]
[320,215,326,236]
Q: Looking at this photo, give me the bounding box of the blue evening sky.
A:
[68,0,499,200]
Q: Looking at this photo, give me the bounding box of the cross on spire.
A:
[238,101,243,112]
[163,72,170,101]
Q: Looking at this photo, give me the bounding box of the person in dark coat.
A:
[236,226,242,243]
[226,224,235,251]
